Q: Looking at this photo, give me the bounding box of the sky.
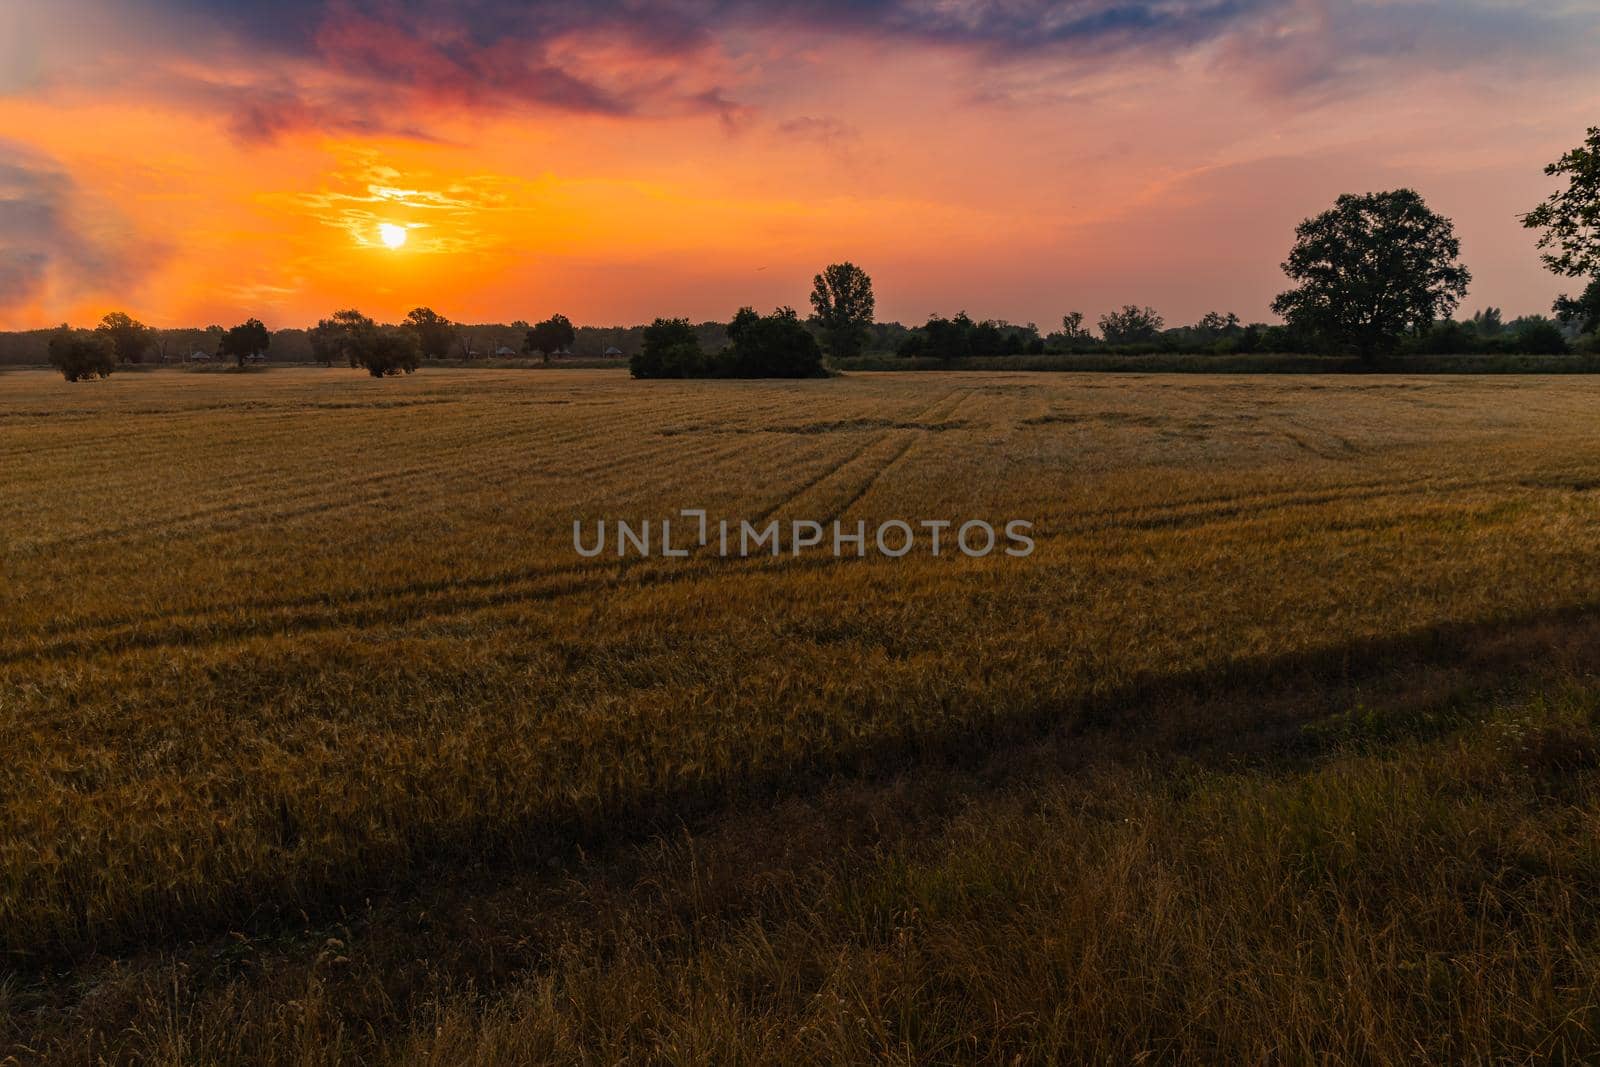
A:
[0,0,1597,332]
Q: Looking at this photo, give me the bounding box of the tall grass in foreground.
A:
[405,690,1600,1064]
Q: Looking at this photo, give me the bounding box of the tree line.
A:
[31,126,1600,381]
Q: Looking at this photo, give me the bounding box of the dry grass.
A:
[4,367,1600,1061]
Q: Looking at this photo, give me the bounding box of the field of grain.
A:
[5,366,1600,1062]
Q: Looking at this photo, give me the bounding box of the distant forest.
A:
[0,322,706,367]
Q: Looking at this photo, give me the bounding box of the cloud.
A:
[0,143,158,314]
[1219,0,1600,96]
[14,0,1596,147]
[776,115,860,147]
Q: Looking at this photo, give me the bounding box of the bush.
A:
[632,311,827,379]
[1404,320,1477,356]
[1509,319,1570,355]
[724,306,826,378]
[631,318,707,379]
[47,328,115,381]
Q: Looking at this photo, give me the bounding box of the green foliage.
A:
[403,307,455,360]
[1523,127,1600,279]
[352,326,423,377]
[809,262,875,360]
[630,317,708,379]
[218,318,271,368]
[1097,305,1165,345]
[46,325,115,381]
[1273,190,1471,359]
[309,309,375,367]
[724,306,826,378]
[94,311,153,365]
[524,314,576,363]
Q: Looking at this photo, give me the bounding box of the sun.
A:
[378,223,408,249]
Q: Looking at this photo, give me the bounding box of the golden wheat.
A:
[4,366,1600,1061]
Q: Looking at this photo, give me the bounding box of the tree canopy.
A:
[351,327,422,378]
[1555,279,1600,337]
[630,318,708,379]
[403,307,455,360]
[95,312,153,365]
[48,327,116,381]
[525,315,576,363]
[1523,127,1600,280]
[809,262,875,360]
[725,306,826,378]
[218,319,271,368]
[1098,306,1165,346]
[309,310,374,367]
[1271,190,1471,359]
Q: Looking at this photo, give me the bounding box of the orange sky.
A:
[1,0,1597,331]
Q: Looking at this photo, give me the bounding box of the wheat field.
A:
[5,366,1600,1062]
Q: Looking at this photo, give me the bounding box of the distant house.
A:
[603,346,624,358]
[189,351,213,363]
[494,345,517,357]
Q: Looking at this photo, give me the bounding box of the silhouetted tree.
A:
[1193,311,1242,339]
[1470,308,1505,337]
[1554,279,1600,336]
[809,262,875,360]
[403,307,455,360]
[1098,306,1164,345]
[631,318,707,379]
[1524,127,1600,280]
[524,314,575,363]
[95,312,153,365]
[218,318,271,368]
[48,326,115,381]
[897,312,1029,360]
[725,306,826,378]
[352,327,422,377]
[1272,190,1470,360]
[309,309,374,367]
[1059,311,1093,351]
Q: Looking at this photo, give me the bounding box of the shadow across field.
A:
[11,594,1600,972]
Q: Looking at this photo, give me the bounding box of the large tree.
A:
[95,311,153,365]
[1525,129,1600,336]
[402,307,455,360]
[309,309,375,367]
[1098,305,1164,346]
[809,262,875,360]
[218,318,271,368]
[1059,311,1093,351]
[1523,127,1600,280]
[524,314,576,364]
[1272,190,1470,359]
[1555,279,1600,337]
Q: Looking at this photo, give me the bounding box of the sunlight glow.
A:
[379,223,407,249]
